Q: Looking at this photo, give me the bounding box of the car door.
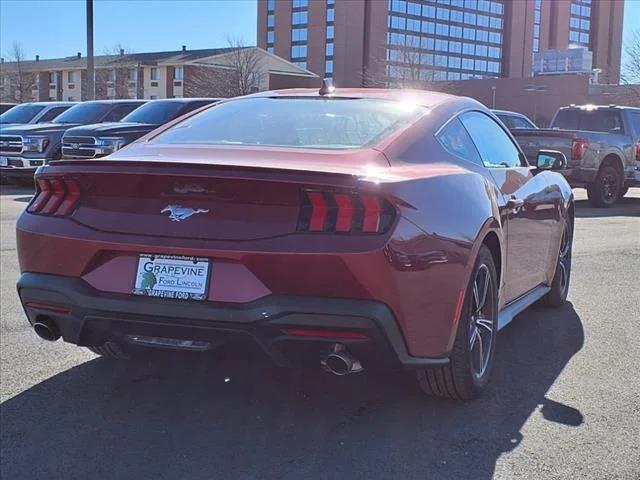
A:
[460,111,555,304]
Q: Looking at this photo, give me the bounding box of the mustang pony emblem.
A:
[161,205,209,222]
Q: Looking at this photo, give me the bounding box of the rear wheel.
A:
[540,219,573,308]
[416,245,498,400]
[87,342,132,360]
[586,164,622,207]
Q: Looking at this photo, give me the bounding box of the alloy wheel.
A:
[468,264,496,380]
[600,172,619,201]
[557,223,572,295]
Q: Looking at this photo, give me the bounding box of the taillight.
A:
[571,138,589,160]
[297,189,395,234]
[28,178,81,216]
[635,140,640,161]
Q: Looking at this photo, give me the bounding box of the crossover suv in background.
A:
[62,98,219,159]
[492,109,537,131]
[0,101,75,129]
[512,105,640,207]
[0,99,145,184]
[16,88,574,400]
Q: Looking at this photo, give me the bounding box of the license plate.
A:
[132,254,210,301]
[0,156,8,167]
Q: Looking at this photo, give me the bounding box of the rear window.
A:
[0,104,44,124]
[153,97,425,150]
[552,109,625,134]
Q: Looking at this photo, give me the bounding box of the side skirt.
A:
[497,285,550,330]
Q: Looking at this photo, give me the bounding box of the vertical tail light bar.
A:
[298,189,395,234]
[635,140,640,162]
[28,178,81,216]
[571,138,589,160]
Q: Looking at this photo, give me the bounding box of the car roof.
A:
[245,88,457,108]
[14,101,77,107]
[145,98,221,103]
[79,99,147,105]
[491,109,529,117]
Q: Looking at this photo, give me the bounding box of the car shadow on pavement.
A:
[0,303,584,480]
[574,194,640,218]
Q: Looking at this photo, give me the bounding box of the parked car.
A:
[512,105,640,207]
[0,101,76,129]
[62,98,219,159]
[491,109,537,131]
[16,87,574,400]
[0,103,17,115]
[0,99,145,184]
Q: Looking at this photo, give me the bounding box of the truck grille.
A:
[0,136,23,154]
[62,136,96,158]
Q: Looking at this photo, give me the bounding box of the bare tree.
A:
[185,38,264,98]
[362,38,458,94]
[2,42,35,103]
[101,44,137,99]
[619,29,640,104]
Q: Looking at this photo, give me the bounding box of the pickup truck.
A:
[512,105,640,207]
[0,101,76,129]
[0,99,145,184]
[62,98,218,159]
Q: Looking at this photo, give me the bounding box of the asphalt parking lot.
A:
[1,185,639,480]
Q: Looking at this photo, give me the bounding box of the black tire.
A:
[87,341,132,360]
[540,218,573,308]
[416,245,498,400]
[618,186,629,199]
[586,164,622,207]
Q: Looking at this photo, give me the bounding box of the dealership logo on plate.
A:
[161,204,209,222]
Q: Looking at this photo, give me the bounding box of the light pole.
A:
[523,84,547,124]
[86,0,95,100]
[491,85,497,109]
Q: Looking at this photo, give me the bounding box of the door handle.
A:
[506,197,524,210]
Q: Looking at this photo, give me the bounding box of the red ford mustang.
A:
[16,87,574,399]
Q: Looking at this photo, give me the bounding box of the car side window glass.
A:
[436,117,483,166]
[510,116,535,129]
[460,111,523,168]
[37,107,69,123]
[628,112,640,137]
[495,115,513,129]
[103,104,140,122]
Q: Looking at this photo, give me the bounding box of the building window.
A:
[108,69,116,82]
[569,0,592,47]
[267,30,275,44]
[67,71,76,83]
[129,68,138,81]
[150,95,159,100]
[267,47,274,54]
[292,0,308,8]
[327,7,334,22]
[533,0,542,53]
[292,28,307,42]
[292,11,308,25]
[150,68,160,81]
[294,61,307,69]
[267,13,274,28]
[385,0,505,83]
[174,67,184,80]
[326,25,334,40]
[326,42,334,57]
[325,60,334,75]
[291,45,308,59]
[267,0,275,11]
[48,72,57,84]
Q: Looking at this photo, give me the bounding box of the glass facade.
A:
[533,0,542,53]
[386,0,505,84]
[569,0,591,47]
[291,0,309,69]
[325,0,335,77]
[266,0,275,54]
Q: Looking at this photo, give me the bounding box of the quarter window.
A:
[460,111,522,168]
[437,117,483,166]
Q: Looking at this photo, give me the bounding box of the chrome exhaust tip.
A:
[33,317,61,341]
[321,344,364,376]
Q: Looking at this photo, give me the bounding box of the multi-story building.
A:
[257,0,624,87]
[0,46,318,103]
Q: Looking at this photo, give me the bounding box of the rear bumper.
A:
[17,272,449,369]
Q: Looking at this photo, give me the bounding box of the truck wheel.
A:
[540,218,573,308]
[586,165,622,208]
[416,245,498,400]
[87,342,132,360]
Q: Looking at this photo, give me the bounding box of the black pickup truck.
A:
[512,105,640,207]
[0,100,145,184]
[62,98,219,159]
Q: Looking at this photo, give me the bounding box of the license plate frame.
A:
[132,254,211,301]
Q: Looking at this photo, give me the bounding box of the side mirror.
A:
[536,150,567,171]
